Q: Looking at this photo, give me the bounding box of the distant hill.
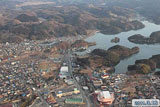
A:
[0,5,145,43]
[16,14,39,22]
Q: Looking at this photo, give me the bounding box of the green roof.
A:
[65,98,83,103]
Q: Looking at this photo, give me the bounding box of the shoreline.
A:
[83,30,100,40]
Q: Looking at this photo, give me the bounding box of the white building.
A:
[59,66,69,79]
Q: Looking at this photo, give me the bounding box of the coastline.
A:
[83,30,100,40]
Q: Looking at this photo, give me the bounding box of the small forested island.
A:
[127,54,160,74]
[128,31,160,44]
[111,37,120,43]
[76,45,139,73]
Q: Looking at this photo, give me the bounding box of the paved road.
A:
[64,49,92,107]
[37,90,49,107]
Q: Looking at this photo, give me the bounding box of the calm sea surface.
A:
[83,21,160,73]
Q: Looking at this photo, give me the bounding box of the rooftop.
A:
[65,98,83,103]
[60,66,68,72]
[100,91,111,98]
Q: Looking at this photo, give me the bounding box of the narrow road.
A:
[34,90,49,107]
[27,62,50,107]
